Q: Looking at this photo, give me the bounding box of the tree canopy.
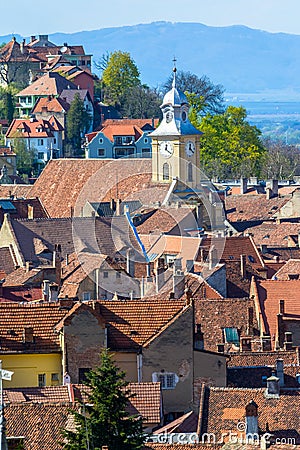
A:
[102,51,141,109]
[62,349,144,450]
[199,106,266,179]
[66,93,91,156]
[163,70,225,116]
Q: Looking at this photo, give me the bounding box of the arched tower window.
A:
[187,162,193,182]
[163,163,170,180]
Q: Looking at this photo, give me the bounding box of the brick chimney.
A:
[240,254,246,278]
[275,359,284,386]
[245,401,258,437]
[155,257,165,293]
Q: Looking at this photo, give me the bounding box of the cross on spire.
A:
[172,56,177,88]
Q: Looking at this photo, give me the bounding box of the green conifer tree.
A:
[62,349,144,450]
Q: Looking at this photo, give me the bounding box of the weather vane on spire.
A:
[172,57,177,88]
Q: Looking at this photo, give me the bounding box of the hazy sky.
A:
[3,0,300,36]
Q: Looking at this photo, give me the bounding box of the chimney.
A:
[43,280,50,301]
[240,254,246,278]
[279,299,285,315]
[265,373,280,398]
[116,199,121,216]
[249,177,258,185]
[173,258,185,299]
[241,336,252,352]
[65,254,69,266]
[194,324,204,350]
[269,179,278,197]
[208,245,218,270]
[261,336,271,351]
[284,331,293,350]
[126,249,135,278]
[23,327,34,343]
[260,244,268,255]
[245,401,258,438]
[247,306,254,335]
[186,259,194,273]
[155,257,165,293]
[217,343,225,353]
[25,261,32,273]
[275,359,284,386]
[20,39,25,54]
[27,204,33,219]
[110,198,116,213]
[240,177,248,195]
[30,36,36,43]
[266,187,272,200]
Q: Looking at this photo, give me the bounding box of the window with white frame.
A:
[152,371,179,390]
[38,152,44,160]
[37,139,44,146]
[83,292,91,301]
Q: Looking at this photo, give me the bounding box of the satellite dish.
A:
[60,46,67,53]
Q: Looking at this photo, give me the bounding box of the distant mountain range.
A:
[2,22,300,97]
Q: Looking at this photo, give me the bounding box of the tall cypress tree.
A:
[62,349,144,450]
[66,93,91,156]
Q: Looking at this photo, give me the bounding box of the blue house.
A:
[84,118,158,159]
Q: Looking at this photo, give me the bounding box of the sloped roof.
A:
[274,258,300,280]
[194,297,258,353]
[28,159,169,218]
[197,236,264,270]
[225,194,291,223]
[97,299,188,349]
[199,385,300,443]
[59,88,90,104]
[9,215,141,265]
[136,207,196,235]
[16,72,77,97]
[100,123,144,142]
[255,279,300,338]
[6,118,56,139]
[0,302,66,352]
[244,220,300,247]
[5,403,72,450]
[31,96,69,113]
[102,118,159,129]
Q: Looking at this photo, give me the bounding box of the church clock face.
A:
[185,140,195,157]
[159,141,174,158]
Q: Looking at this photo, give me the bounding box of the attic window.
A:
[228,255,234,260]
[263,235,270,239]
[224,327,239,346]
[248,255,255,263]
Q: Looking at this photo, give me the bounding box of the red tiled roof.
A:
[97,299,188,349]
[100,124,144,142]
[102,118,159,128]
[274,258,300,280]
[244,220,300,247]
[255,279,300,338]
[28,159,168,218]
[6,118,56,139]
[136,207,196,235]
[127,382,162,424]
[194,297,258,353]
[6,403,73,449]
[16,72,77,97]
[199,386,300,443]
[197,236,264,270]
[32,96,69,114]
[0,302,66,352]
[0,147,15,156]
[225,195,290,222]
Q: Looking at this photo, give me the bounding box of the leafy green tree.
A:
[163,70,225,117]
[12,139,35,176]
[0,84,17,122]
[66,93,91,156]
[199,106,266,179]
[102,51,141,109]
[63,349,144,450]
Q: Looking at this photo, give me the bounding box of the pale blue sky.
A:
[2,0,300,36]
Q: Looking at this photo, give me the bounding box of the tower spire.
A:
[172,56,177,88]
